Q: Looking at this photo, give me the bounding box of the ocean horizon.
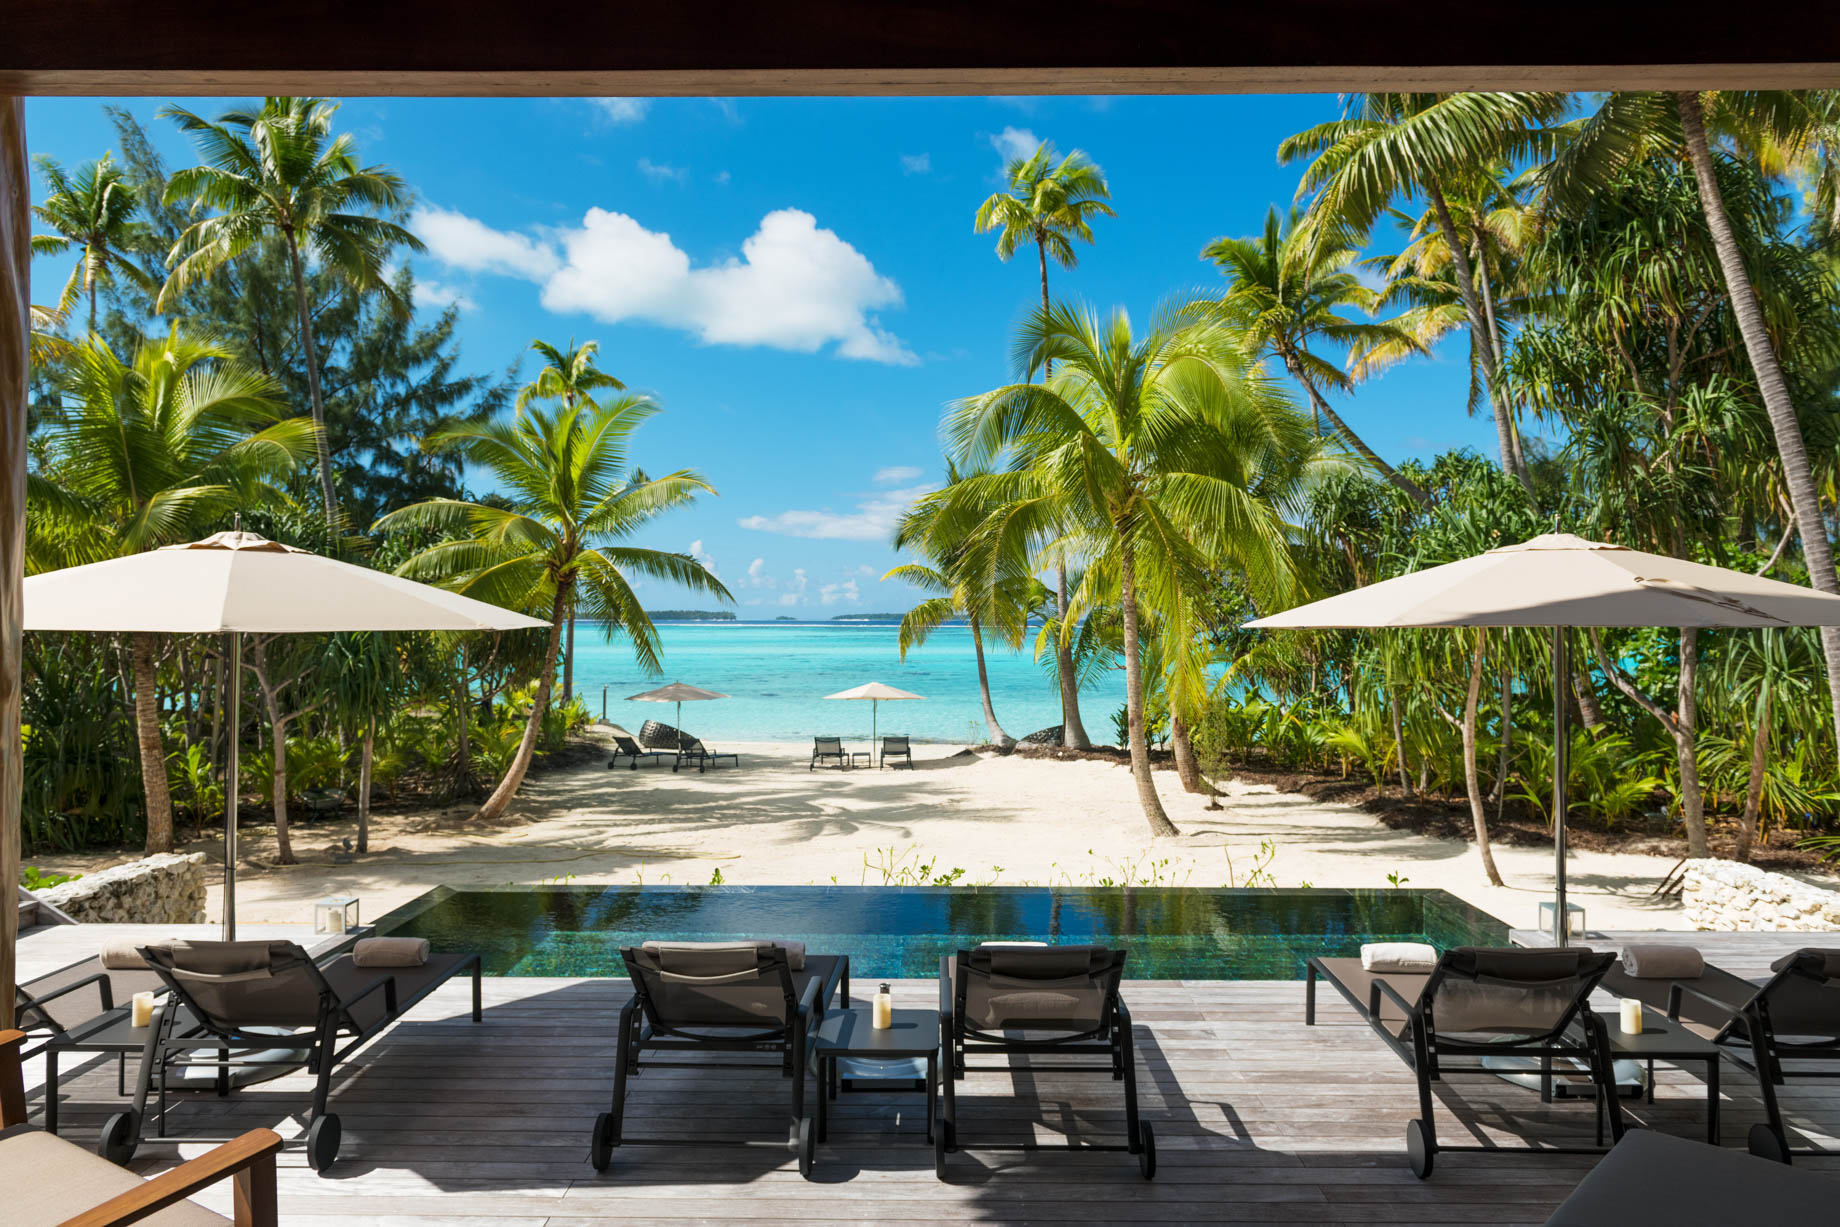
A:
[569,620,1127,745]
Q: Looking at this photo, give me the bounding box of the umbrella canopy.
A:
[626,682,730,750]
[24,531,547,938]
[824,682,924,762]
[1244,533,1840,945]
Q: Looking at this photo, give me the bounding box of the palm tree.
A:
[975,140,1115,750]
[376,395,729,821]
[35,329,313,854]
[30,152,156,333]
[158,97,424,530]
[947,300,1316,836]
[1203,205,1430,508]
[1280,92,1569,501]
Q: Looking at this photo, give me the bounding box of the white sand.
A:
[59,736,1694,932]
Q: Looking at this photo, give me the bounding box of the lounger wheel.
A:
[589,1111,619,1171]
[934,1119,948,1180]
[1137,1121,1156,1180]
[1748,1122,1791,1165]
[306,1112,341,1171]
[797,1116,815,1180]
[1406,1118,1433,1180]
[98,1110,138,1166]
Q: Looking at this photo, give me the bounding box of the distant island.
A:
[830,613,910,621]
[648,610,737,622]
[774,615,799,621]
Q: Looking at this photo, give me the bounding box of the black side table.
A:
[811,1007,941,1176]
[1600,1011,1725,1144]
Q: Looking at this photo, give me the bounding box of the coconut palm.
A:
[1203,205,1430,508]
[376,395,729,821]
[158,97,424,529]
[975,140,1115,750]
[30,152,156,333]
[35,329,314,854]
[947,300,1318,836]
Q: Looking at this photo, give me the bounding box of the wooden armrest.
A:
[57,1128,281,1227]
[1,1029,28,1127]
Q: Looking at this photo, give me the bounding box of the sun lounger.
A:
[673,736,738,772]
[589,941,849,1177]
[810,736,848,770]
[106,938,482,1171]
[1543,1128,1836,1224]
[938,944,1154,1179]
[608,732,671,770]
[2,1027,283,1226]
[16,950,171,1133]
[880,735,913,768]
[1603,944,1840,1162]
[1305,947,1625,1177]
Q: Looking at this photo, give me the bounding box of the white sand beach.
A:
[53,735,1696,933]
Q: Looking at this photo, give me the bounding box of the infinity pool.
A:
[374,885,1506,979]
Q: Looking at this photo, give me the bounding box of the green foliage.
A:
[22,866,82,890]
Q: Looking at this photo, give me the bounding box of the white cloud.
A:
[592,98,650,125]
[873,465,922,485]
[741,557,775,589]
[991,126,1041,165]
[413,206,560,280]
[787,568,808,595]
[416,204,915,365]
[900,153,931,175]
[778,592,801,607]
[713,170,732,186]
[418,280,476,311]
[688,539,718,579]
[819,578,861,606]
[637,157,689,184]
[737,483,933,542]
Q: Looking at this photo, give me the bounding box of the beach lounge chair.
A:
[107,937,482,1172]
[608,732,671,770]
[589,941,849,1178]
[16,946,170,1133]
[938,944,1154,1179]
[1305,946,1625,1177]
[1,1027,284,1227]
[1603,944,1840,1162]
[639,719,687,751]
[673,736,738,773]
[880,735,913,768]
[1543,1129,1837,1225]
[810,736,848,770]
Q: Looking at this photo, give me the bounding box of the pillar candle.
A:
[1620,998,1643,1035]
[130,991,156,1028]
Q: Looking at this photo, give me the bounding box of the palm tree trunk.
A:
[1490,658,1513,818]
[1427,180,1535,501]
[1674,628,1709,858]
[969,615,1014,748]
[248,640,295,864]
[357,718,374,855]
[1573,667,1607,730]
[1170,710,1207,794]
[1118,529,1178,837]
[283,232,341,530]
[1389,681,1413,796]
[1677,90,1840,765]
[1055,560,1091,748]
[473,584,568,822]
[563,600,575,703]
[130,632,174,854]
[87,278,97,337]
[1477,244,1529,478]
[1735,686,1771,863]
[1459,631,1504,886]
[1281,351,1430,508]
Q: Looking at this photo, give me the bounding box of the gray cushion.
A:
[1770,948,1840,980]
[1545,1130,1836,1224]
[1620,944,1706,979]
[0,1128,230,1225]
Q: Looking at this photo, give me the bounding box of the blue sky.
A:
[26,94,1496,615]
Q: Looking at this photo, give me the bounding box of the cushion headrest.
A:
[969,943,1114,978]
[1442,946,1607,983]
[1770,948,1840,980]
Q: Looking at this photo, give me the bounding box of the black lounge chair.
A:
[1603,945,1840,1163]
[590,941,849,1178]
[1543,1129,1837,1225]
[674,736,738,773]
[608,733,670,770]
[810,736,848,770]
[15,952,169,1134]
[110,938,482,1171]
[1305,947,1625,1178]
[938,944,1153,1179]
[880,735,913,769]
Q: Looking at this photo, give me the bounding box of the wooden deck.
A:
[25,970,1840,1226]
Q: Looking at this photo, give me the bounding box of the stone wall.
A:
[32,852,208,924]
[1682,858,1840,931]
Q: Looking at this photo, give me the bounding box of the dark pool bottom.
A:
[373,886,1507,980]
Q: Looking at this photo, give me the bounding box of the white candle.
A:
[872,984,893,1029]
[130,991,156,1029]
[1620,998,1643,1035]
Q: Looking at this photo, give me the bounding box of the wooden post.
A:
[0,98,26,1027]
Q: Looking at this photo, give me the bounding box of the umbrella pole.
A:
[872,699,878,766]
[224,631,240,940]
[1551,627,1569,947]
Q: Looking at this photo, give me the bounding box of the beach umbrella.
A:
[24,530,547,937]
[824,681,924,763]
[626,682,730,751]
[1245,532,1840,944]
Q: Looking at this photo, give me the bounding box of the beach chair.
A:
[108,937,482,1171]
[1542,1129,1837,1225]
[938,944,1154,1179]
[15,947,170,1133]
[608,732,671,770]
[1,1028,284,1227]
[1603,944,1840,1163]
[589,941,849,1177]
[673,736,738,773]
[638,719,687,751]
[1304,947,1624,1178]
[880,735,913,769]
[810,736,848,771]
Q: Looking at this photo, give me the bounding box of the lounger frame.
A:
[608,735,671,770]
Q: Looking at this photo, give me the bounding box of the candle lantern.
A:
[1537,900,1587,940]
[314,895,361,935]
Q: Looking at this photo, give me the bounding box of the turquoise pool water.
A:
[374,885,1507,980]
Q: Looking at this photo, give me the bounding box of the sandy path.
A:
[41,736,1692,932]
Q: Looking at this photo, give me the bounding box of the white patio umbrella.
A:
[1245,533,1840,944]
[824,681,924,763]
[24,531,547,937]
[626,682,730,752]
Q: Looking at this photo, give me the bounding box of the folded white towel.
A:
[1361,942,1438,972]
[351,937,430,967]
[1621,944,1704,979]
